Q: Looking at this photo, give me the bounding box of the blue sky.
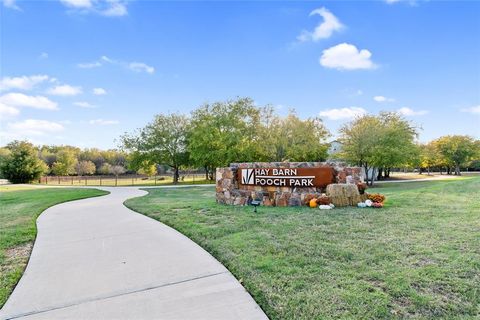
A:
[1,0,479,149]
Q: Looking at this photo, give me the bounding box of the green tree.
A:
[0,141,48,183]
[188,98,262,179]
[419,142,440,174]
[372,112,418,179]
[339,115,382,185]
[52,149,78,175]
[0,148,12,179]
[75,160,96,176]
[258,109,329,162]
[137,161,157,177]
[435,135,477,175]
[121,113,190,184]
[339,112,418,185]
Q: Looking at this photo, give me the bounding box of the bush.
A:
[0,141,48,183]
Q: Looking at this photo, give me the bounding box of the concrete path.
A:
[0,187,267,320]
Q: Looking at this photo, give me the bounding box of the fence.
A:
[38,172,213,187]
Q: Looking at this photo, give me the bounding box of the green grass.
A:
[125,177,480,319]
[0,187,108,308]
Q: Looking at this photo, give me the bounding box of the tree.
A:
[75,160,96,176]
[0,148,11,179]
[51,149,78,176]
[372,112,418,179]
[339,115,382,185]
[0,141,48,183]
[434,135,477,175]
[121,113,190,184]
[338,112,418,185]
[419,142,439,174]
[98,163,112,175]
[137,161,157,177]
[188,98,262,179]
[257,109,330,162]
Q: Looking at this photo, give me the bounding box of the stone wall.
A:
[216,162,363,207]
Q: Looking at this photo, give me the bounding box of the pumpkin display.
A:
[367,193,386,203]
[372,202,384,208]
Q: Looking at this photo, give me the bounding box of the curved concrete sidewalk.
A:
[0,187,267,320]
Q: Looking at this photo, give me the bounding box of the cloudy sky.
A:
[1,0,479,149]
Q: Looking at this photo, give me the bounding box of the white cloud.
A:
[60,0,92,8]
[39,52,49,59]
[102,0,127,16]
[0,93,58,110]
[0,103,20,119]
[7,119,64,136]
[128,62,155,74]
[373,95,395,102]
[0,75,49,91]
[74,101,96,108]
[78,61,102,68]
[47,84,82,96]
[60,0,128,17]
[319,107,367,120]
[92,88,107,95]
[320,43,377,70]
[460,105,480,114]
[397,107,428,116]
[89,119,119,125]
[2,0,21,10]
[78,56,155,74]
[298,7,344,42]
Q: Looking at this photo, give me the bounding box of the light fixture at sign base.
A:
[250,200,261,213]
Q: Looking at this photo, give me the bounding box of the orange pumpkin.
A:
[309,198,318,208]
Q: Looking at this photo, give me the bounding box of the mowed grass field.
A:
[125,177,480,319]
[0,187,108,308]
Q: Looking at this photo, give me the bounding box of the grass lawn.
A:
[125,177,480,319]
[0,187,108,308]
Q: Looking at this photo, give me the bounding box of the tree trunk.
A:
[455,163,461,176]
[377,167,383,181]
[204,166,209,180]
[173,167,179,184]
[385,168,391,178]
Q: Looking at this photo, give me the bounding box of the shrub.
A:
[0,141,48,183]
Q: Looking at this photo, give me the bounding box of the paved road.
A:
[0,187,267,320]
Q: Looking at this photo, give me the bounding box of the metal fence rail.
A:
[38,172,212,186]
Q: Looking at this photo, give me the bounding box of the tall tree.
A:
[258,109,330,162]
[51,149,78,176]
[75,160,96,176]
[188,98,260,179]
[338,115,381,185]
[121,113,190,183]
[372,112,419,179]
[0,141,48,183]
[434,135,478,175]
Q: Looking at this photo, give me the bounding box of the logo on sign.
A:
[241,169,255,185]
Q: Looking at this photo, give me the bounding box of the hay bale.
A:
[326,184,360,207]
[326,184,359,197]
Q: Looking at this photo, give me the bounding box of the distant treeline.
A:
[1,97,479,184]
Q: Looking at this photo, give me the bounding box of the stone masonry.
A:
[216,162,363,207]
